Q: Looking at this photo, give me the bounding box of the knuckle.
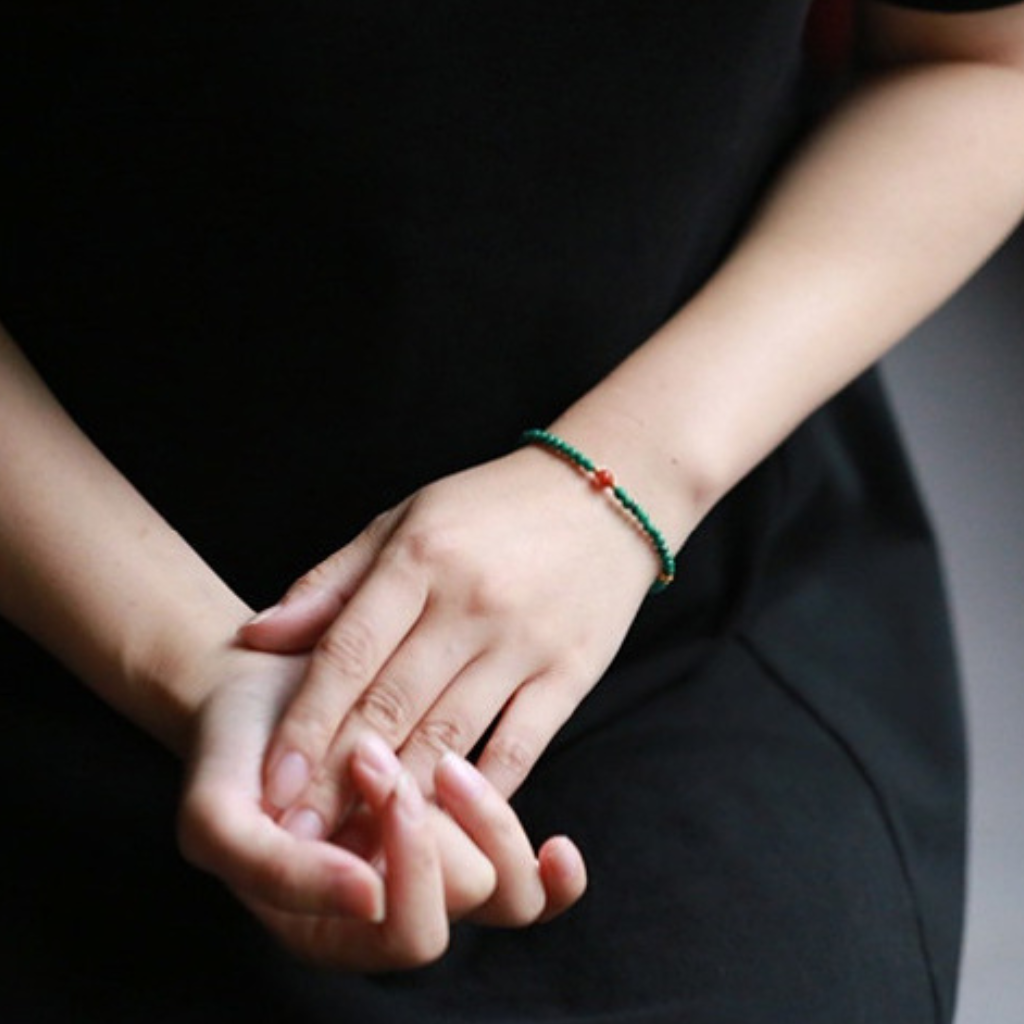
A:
[412,716,468,758]
[290,560,335,598]
[280,713,335,763]
[531,618,576,658]
[396,522,458,570]
[273,699,340,767]
[315,618,377,681]
[464,573,517,619]
[485,733,536,789]
[479,806,523,853]
[306,742,361,819]
[364,508,397,544]
[354,681,413,739]
[556,651,594,688]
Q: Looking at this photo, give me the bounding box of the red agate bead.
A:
[591,467,616,490]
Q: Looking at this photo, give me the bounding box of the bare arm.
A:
[0,324,249,754]
[0,324,585,961]
[549,3,1024,552]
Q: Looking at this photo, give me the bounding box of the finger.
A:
[240,513,396,654]
[180,669,385,920]
[433,751,547,927]
[536,835,588,922]
[179,778,384,921]
[473,672,583,799]
[426,809,500,918]
[262,563,427,816]
[350,735,497,915]
[252,772,451,973]
[397,649,524,796]
[280,612,479,834]
[330,801,382,863]
[348,732,410,812]
[377,772,450,967]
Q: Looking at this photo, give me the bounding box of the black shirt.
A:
[0,2,1012,1020]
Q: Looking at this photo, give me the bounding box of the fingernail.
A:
[356,733,401,781]
[245,604,282,627]
[395,772,425,824]
[281,807,326,842]
[439,750,485,798]
[266,751,309,809]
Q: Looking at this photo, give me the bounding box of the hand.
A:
[240,446,660,836]
[245,748,588,971]
[178,645,586,970]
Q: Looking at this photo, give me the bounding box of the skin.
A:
[2,0,1024,974]
[242,2,1024,842]
[184,670,586,968]
[0,326,587,969]
[179,646,587,937]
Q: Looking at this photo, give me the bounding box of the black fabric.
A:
[0,634,948,1024]
[0,1,1002,1020]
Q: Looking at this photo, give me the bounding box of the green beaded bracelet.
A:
[520,428,676,593]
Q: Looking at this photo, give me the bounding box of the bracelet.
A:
[519,428,676,593]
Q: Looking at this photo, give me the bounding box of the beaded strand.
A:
[520,428,676,593]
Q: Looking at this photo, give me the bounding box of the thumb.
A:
[239,587,343,652]
[239,512,397,652]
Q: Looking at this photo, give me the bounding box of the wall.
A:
[884,227,1024,1024]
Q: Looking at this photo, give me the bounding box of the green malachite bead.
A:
[519,428,676,594]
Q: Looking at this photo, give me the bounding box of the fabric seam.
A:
[735,631,948,1024]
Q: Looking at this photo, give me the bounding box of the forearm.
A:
[551,55,1024,548]
[0,325,250,754]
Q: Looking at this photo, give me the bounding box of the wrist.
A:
[544,397,715,558]
[519,428,677,591]
[126,586,254,759]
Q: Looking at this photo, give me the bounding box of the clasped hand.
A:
[179,646,586,971]
[182,448,657,969]
[243,448,656,831]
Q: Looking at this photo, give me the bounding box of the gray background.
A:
[883,226,1024,1023]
